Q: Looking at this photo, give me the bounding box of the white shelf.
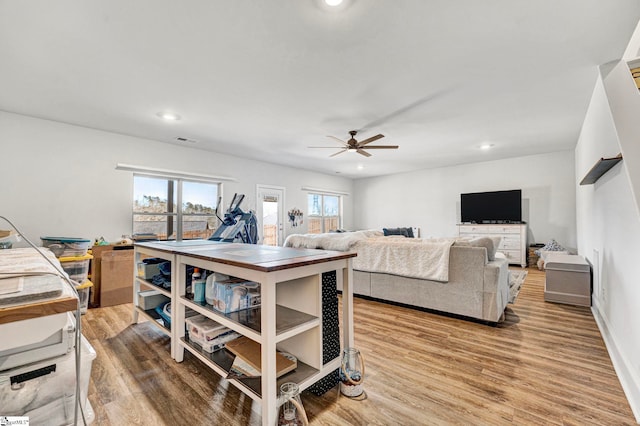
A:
[134,305,171,337]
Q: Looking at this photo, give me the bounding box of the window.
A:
[307,193,341,234]
[133,175,220,240]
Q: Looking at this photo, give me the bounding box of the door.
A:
[256,185,285,246]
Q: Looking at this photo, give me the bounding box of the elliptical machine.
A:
[209,193,259,244]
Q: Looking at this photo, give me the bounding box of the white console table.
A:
[458,224,527,267]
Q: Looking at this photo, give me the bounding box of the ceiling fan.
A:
[309,130,399,157]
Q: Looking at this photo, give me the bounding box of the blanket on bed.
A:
[353,236,455,281]
[284,230,381,251]
[284,232,456,282]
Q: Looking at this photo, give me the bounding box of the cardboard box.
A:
[100,249,134,307]
[91,244,133,306]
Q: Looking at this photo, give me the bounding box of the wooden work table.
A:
[133,240,356,426]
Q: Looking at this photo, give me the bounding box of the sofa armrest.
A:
[448,246,487,290]
[483,258,509,293]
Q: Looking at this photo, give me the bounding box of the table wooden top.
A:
[135,241,356,272]
[0,295,78,325]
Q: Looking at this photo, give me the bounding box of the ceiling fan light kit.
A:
[309,130,398,157]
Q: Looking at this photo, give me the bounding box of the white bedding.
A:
[284,232,456,282]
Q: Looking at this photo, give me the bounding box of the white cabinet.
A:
[458,224,527,267]
[133,241,355,426]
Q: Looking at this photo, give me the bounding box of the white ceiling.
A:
[1,1,639,178]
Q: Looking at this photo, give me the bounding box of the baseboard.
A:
[591,297,640,423]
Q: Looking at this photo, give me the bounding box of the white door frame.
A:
[256,185,286,246]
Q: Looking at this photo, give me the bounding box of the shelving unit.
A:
[132,245,175,346]
[579,153,623,185]
[133,240,355,425]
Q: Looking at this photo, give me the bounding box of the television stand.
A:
[458,223,527,267]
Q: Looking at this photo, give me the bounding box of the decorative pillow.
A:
[383,227,414,238]
[489,236,502,251]
[534,239,565,257]
[469,237,498,261]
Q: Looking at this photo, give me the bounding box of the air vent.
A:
[175,137,197,144]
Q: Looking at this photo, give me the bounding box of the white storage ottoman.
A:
[544,253,591,307]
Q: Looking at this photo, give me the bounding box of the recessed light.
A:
[325,0,343,5]
[157,111,181,121]
[480,143,494,150]
[357,164,364,170]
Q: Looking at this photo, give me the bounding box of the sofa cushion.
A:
[470,237,498,261]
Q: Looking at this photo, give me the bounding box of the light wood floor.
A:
[81,268,636,425]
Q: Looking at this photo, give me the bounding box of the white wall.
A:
[577,72,640,420]
[353,151,577,248]
[0,111,354,245]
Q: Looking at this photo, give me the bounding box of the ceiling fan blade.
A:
[357,134,384,147]
[356,149,372,157]
[360,145,399,149]
[326,135,348,146]
[330,149,347,157]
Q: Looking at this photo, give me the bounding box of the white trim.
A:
[116,163,237,182]
[256,184,286,246]
[301,186,349,196]
[591,298,640,423]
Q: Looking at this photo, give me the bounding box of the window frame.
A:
[307,192,342,233]
[133,174,222,241]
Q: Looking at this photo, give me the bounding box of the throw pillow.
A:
[534,239,565,257]
[383,227,414,238]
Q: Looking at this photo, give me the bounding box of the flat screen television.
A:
[460,189,522,224]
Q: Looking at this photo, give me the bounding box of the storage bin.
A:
[138,289,170,310]
[76,280,93,314]
[210,278,261,314]
[0,334,96,425]
[41,237,91,257]
[137,262,161,279]
[544,253,591,307]
[185,314,230,341]
[188,330,240,353]
[59,253,93,283]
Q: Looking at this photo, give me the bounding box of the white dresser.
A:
[458,223,527,267]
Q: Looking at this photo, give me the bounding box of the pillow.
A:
[383,227,414,238]
[534,239,565,257]
[469,237,498,261]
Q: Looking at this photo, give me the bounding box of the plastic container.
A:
[137,289,170,310]
[211,278,261,314]
[0,232,21,249]
[185,314,230,341]
[76,280,93,314]
[41,237,91,257]
[59,253,93,283]
[0,334,96,424]
[188,330,240,353]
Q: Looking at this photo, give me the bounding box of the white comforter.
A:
[284,231,456,282]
